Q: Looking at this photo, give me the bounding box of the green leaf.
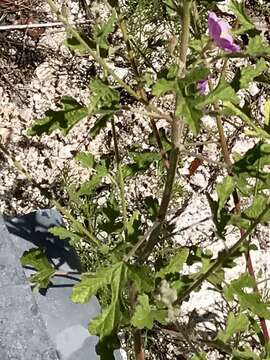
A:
[229,214,250,230]
[99,195,122,234]
[90,114,112,139]
[217,312,249,342]
[71,263,122,304]
[196,79,239,108]
[232,347,260,360]
[233,143,270,175]
[89,262,128,337]
[93,11,116,50]
[28,97,89,136]
[49,226,81,243]
[126,211,142,243]
[229,0,255,33]
[216,176,235,218]
[89,78,120,112]
[127,265,154,292]
[226,273,270,319]
[20,249,55,290]
[144,196,159,221]
[152,78,177,96]
[157,248,189,278]
[95,333,120,360]
[131,294,167,329]
[224,102,270,139]
[122,151,160,178]
[243,194,270,223]
[190,352,207,360]
[79,160,108,196]
[176,93,202,135]
[182,65,210,86]
[240,58,267,89]
[206,193,231,238]
[232,143,270,195]
[245,36,270,57]
[64,34,96,54]
[75,152,95,168]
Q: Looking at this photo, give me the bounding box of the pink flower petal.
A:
[208,11,240,53]
[218,20,230,37]
[217,38,240,52]
[208,12,222,40]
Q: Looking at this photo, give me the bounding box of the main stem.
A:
[140,0,192,262]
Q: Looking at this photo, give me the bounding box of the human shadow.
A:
[4,208,82,273]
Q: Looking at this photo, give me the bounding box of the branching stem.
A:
[215,109,270,342]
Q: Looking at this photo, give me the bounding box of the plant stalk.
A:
[111,117,128,239]
[139,0,192,262]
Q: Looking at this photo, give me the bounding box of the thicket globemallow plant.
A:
[208,11,240,52]
[19,0,270,359]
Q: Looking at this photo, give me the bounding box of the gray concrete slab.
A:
[2,209,122,360]
[0,216,59,360]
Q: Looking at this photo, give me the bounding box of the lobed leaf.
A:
[131,294,167,329]
[176,93,202,135]
[78,160,108,196]
[217,312,249,343]
[229,0,255,33]
[157,248,189,278]
[245,36,270,57]
[196,79,239,108]
[49,226,81,243]
[127,265,154,293]
[240,58,267,89]
[152,78,177,96]
[28,97,89,136]
[89,262,128,337]
[20,249,55,290]
[71,262,126,305]
[75,152,95,168]
[93,11,116,50]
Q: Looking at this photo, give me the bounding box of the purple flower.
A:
[197,78,209,95]
[208,12,240,52]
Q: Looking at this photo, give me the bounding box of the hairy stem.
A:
[138,0,192,262]
[111,117,128,239]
